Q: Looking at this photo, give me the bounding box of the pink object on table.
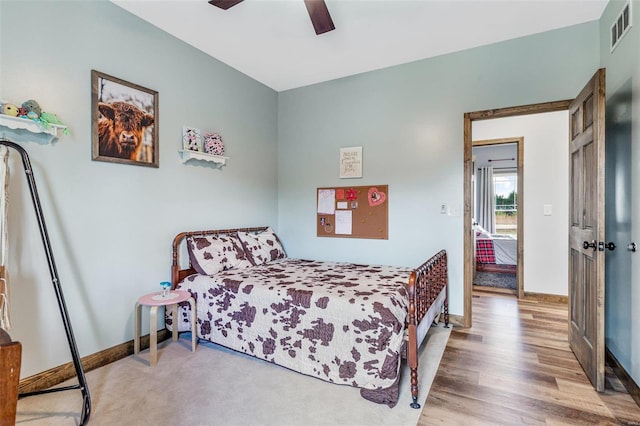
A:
[138,290,189,306]
[134,290,197,367]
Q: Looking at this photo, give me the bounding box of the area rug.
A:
[473,271,516,290]
[16,324,451,425]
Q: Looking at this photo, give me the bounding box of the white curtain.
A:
[0,145,10,331]
[477,166,496,234]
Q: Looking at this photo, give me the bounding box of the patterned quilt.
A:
[476,238,496,263]
[170,258,413,406]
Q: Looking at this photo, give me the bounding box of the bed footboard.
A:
[406,250,449,409]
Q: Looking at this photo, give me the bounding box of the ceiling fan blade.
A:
[208,0,244,10]
[304,0,335,35]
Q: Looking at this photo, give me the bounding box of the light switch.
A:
[440,204,448,214]
[543,204,552,216]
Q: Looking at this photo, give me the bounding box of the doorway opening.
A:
[471,138,522,297]
[463,100,572,327]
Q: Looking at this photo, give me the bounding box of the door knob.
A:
[628,242,637,252]
[597,241,616,251]
[583,240,596,251]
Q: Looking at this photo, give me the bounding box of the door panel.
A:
[571,152,581,226]
[585,255,596,344]
[584,140,596,229]
[570,248,582,327]
[568,68,605,392]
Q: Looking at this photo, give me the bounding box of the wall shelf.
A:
[0,115,67,144]
[179,150,228,166]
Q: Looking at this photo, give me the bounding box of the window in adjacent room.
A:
[494,170,517,236]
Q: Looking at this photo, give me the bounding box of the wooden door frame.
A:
[472,137,524,298]
[463,100,572,327]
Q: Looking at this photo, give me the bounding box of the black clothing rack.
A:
[0,139,91,425]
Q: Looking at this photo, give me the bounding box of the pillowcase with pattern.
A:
[187,234,252,275]
[236,227,286,266]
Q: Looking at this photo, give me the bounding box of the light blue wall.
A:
[0,0,277,376]
[277,22,600,316]
[601,0,640,386]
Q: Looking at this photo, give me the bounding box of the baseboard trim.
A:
[473,285,517,295]
[606,347,640,407]
[19,329,170,395]
[447,314,464,328]
[523,292,568,304]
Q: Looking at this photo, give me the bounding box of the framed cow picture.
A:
[91,70,159,167]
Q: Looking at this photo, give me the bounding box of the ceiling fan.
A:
[208,0,336,35]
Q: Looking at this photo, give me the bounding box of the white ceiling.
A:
[112,0,608,92]
[473,143,517,169]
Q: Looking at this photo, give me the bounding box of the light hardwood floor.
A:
[419,291,640,425]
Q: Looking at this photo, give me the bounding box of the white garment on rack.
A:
[0,145,10,331]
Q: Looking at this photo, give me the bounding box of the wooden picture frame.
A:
[91,70,159,167]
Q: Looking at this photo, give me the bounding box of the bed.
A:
[475,226,517,274]
[168,227,449,409]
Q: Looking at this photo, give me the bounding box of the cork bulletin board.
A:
[317,185,388,239]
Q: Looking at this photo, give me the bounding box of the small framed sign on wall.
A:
[340,146,362,179]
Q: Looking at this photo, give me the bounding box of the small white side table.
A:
[134,290,197,366]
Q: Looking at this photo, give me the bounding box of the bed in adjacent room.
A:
[168,227,449,409]
[475,225,517,274]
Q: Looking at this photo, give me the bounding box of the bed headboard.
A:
[171,226,269,289]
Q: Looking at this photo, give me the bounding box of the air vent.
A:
[611,1,632,52]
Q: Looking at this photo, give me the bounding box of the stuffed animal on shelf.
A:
[21,99,41,118]
[39,111,70,135]
[1,98,69,135]
[0,104,19,117]
[203,132,224,156]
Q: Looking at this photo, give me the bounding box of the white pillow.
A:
[236,227,286,266]
[474,225,491,239]
[187,234,253,275]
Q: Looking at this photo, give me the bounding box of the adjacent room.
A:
[1,0,639,424]
[472,141,520,293]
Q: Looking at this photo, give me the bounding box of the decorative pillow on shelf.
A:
[186,234,252,275]
[236,227,287,266]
